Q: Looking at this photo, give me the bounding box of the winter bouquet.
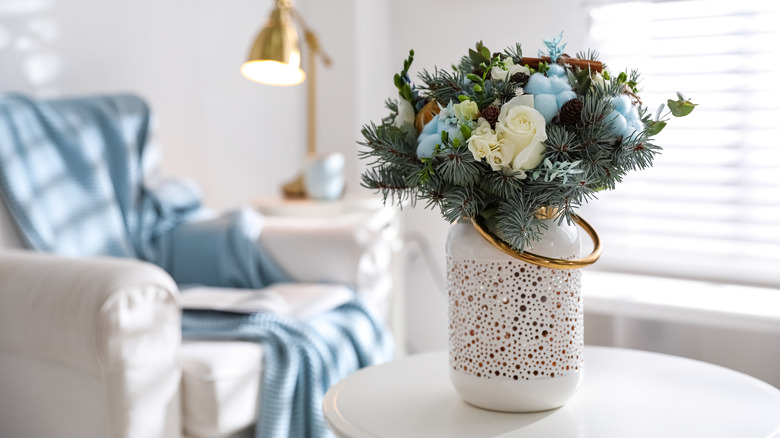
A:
[359,34,695,252]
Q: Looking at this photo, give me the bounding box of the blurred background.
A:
[1,0,778,381]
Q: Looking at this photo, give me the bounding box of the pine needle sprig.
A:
[361,166,414,206]
[440,186,485,223]
[435,143,485,187]
[502,43,524,65]
[493,195,546,252]
[418,68,466,105]
[544,125,582,162]
[478,171,526,199]
[357,123,418,166]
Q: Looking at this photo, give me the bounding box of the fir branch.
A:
[418,68,466,106]
[358,123,418,166]
[575,49,601,62]
[502,43,524,65]
[492,195,545,252]
[478,171,525,200]
[544,125,582,162]
[440,186,485,223]
[435,143,484,187]
[361,167,414,205]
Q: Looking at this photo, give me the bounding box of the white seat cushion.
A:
[180,341,263,438]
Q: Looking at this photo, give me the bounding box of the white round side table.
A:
[323,346,780,438]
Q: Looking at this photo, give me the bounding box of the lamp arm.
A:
[290,7,331,66]
[287,5,331,158]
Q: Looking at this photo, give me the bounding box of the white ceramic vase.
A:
[446,219,584,412]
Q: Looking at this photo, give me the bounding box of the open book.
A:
[179,283,354,320]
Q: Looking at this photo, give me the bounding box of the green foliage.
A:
[667,97,697,117]
[393,50,416,104]
[359,38,696,252]
[418,68,465,106]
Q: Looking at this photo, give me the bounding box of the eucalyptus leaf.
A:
[645,120,667,136]
[667,99,697,117]
[576,76,592,95]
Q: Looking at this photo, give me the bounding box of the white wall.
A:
[0,0,593,353]
[0,0,388,210]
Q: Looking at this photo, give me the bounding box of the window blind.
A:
[581,0,780,288]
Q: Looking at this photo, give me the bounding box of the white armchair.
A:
[0,195,399,438]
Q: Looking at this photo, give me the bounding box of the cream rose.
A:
[393,98,415,128]
[466,133,496,161]
[490,59,531,82]
[485,144,513,171]
[453,100,479,122]
[472,118,494,137]
[495,96,547,171]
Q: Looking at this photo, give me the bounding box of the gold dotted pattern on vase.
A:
[447,257,583,381]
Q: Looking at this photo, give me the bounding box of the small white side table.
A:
[323,346,780,438]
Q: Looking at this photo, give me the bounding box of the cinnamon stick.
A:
[521,56,603,73]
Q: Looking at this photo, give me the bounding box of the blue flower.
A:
[608,95,643,139]
[416,105,465,159]
[523,73,577,123]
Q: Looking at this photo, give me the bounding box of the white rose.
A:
[393,98,415,128]
[472,118,494,137]
[496,96,547,170]
[466,133,496,161]
[453,100,479,122]
[485,144,513,171]
[490,60,531,82]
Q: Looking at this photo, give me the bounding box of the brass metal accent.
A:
[471,215,602,270]
[241,1,305,86]
[242,0,333,198]
[533,206,560,220]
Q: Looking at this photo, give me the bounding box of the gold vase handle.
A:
[471,215,603,270]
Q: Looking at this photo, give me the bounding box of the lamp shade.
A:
[241,3,305,86]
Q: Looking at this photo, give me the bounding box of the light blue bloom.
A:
[417,133,440,158]
[611,95,632,116]
[549,76,572,94]
[556,90,577,108]
[525,73,552,95]
[420,114,440,136]
[607,95,643,138]
[524,73,577,123]
[547,64,567,78]
[534,94,559,123]
[416,108,464,159]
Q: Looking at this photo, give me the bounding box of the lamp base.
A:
[281,173,307,199]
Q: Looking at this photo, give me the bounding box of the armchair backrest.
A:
[0,191,25,250]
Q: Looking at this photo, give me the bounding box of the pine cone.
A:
[510,72,529,86]
[481,105,500,130]
[559,98,583,126]
[492,52,502,60]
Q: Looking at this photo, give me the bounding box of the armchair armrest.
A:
[0,250,181,438]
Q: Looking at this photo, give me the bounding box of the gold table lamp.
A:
[241,0,331,198]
